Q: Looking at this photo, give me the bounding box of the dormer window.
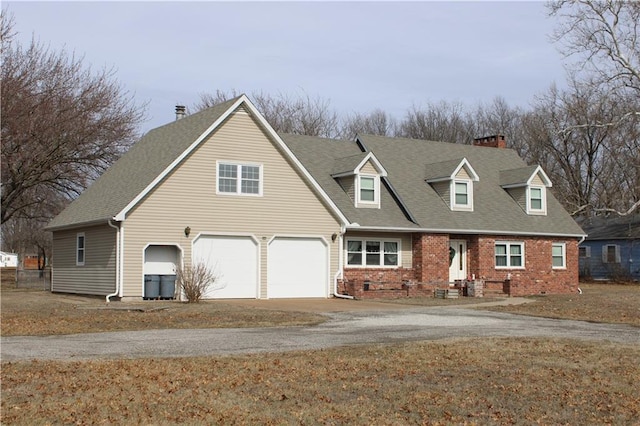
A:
[453,180,472,210]
[500,165,552,216]
[331,152,387,210]
[358,175,378,205]
[527,186,546,214]
[425,158,478,212]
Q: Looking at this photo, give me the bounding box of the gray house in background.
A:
[578,215,640,282]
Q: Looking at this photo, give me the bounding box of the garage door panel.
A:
[268,238,327,298]
[193,236,258,299]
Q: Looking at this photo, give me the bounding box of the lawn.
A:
[2,282,639,424]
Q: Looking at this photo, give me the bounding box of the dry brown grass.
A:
[2,338,639,425]
[0,287,325,337]
[480,283,640,326]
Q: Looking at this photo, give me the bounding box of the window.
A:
[495,242,524,268]
[76,233,85,266]
[217,162,262,195]
[602,245,621,264]
[578,246,591,258]
[346,239,399,267]
[451,179,473,211]
[552,243,566,269]
[527,186,546,214]
[357,175,379,206]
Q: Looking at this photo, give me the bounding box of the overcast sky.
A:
[6,1,567,134]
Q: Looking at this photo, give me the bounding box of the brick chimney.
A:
[473,134,506,148]
[175,105,186,121]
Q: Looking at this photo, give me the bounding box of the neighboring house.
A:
[0,251,19,268]
[46,95,585,300]
[578,215,640,282]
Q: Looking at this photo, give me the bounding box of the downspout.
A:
[106,220,120,303]
[577,235,586,295]
[333,226,353,299]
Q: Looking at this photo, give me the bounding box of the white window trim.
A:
[526,185,547,215]
[76,233,85,267]
[216,161,263,196]
[451,179,473,211]
[355,174,380,208]
[495,241,525,269]
[552,242,566,269]
[345,238,401,268]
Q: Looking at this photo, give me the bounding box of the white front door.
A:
[449,240,467,283]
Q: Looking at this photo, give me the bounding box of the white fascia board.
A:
[238,97,351,226]
[113,95,349,226]
[527,165,553,187]
[113,96,248,222]
[454,158,479,181]
[355,152,388,177]
[344,224,586,238]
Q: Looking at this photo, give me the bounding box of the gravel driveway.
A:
[2,303,638,361]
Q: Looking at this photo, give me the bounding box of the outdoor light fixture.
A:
[184,226,191,237]
[331,233,338,242]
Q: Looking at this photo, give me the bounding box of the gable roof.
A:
[424,158,479,182]
[47,96,348,231]
[500,165,552,188]
[283,133,585,237]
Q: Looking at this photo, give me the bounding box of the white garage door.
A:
[192,235,258,299]
[268,237,328,298]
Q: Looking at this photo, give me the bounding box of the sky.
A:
[6,1,568,134]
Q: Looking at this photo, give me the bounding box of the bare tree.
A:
[195,90,339,138]
[397,100,475,144]
[1,16,145,225]
[547,0,640,216]
[339,109,397,139]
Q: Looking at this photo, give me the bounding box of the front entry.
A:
[449,240,467,283]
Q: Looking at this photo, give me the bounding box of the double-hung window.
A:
[452,180,473,210]
[76,233,85,266]
[552,242,566,269]
[495,242,524,268]
[347,239,399,267]
[527,186,546,214]
[357,175,379,207]
[602,245,621,264]
[217,162,262,196]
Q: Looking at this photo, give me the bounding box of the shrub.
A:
[175,262,217,303]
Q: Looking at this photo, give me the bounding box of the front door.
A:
[449,240,467,283]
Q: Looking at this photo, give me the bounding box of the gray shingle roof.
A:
[331,153,368,176]
[284,133,585,237]
[46,97,242,230]
[579,215,640,240]
[424,158,466,182]
[500,165,541,187]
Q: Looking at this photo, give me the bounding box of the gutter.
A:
[333,226,353,299]
[346,224,588,239]
[106,220,121,303]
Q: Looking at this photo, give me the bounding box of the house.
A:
[578,215,640,282]
[46,95,585,300]
[0,251,19,268]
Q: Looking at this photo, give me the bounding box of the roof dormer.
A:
[425,158,479,212]
[500,165,552,215]
[332,152,387,209]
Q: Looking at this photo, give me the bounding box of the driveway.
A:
[2,300,638,361]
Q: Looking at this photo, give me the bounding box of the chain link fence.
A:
[16,268,52,290]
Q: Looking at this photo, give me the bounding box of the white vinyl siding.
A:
[495,242,524,269]
[552,242,566,269]
[122,109,341,298]
[346,238,400,267]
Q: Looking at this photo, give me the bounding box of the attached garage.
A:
[192,235,259,299]
[267,237,328,298]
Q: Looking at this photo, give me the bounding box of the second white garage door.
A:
[268,237,328,298]
[192,235,258,299]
